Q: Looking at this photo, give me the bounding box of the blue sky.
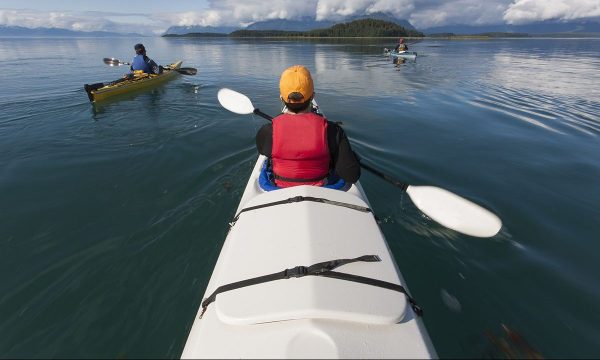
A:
[1,0,599,35]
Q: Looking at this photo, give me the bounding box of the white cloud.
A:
[157,0,415,27]
[408,0,510,29]
[504,0,600,24]
[315,0,414,21]
[0,9,169,34]
[156,0,318,27]
[2,1,599,34]
[0,9,113,31]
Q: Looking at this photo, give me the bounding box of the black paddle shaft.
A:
[253,108,273,121]
[103,58,197,75]
[359,162,409,191]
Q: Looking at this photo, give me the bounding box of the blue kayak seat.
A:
[258,159,347,192]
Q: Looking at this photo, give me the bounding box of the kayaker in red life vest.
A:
[255,65,361,188]
[394,38,408,52]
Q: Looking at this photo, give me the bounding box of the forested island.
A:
[164,19,423,38]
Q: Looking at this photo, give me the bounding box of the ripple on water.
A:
[466,82,600,136]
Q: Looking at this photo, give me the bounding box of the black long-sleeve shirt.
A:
[255,120,361,184]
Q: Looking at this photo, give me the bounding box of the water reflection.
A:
[485,324,544,359]
[471,49,600,135]
[489,49,600,100]
[393,57,407,67]
[91,87,168,116]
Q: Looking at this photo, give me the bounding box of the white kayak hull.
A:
[181,154,436,359]
[384,50,418,61]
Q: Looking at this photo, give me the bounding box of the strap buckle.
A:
[284,266,308,278]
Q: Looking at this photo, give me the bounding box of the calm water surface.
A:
[1,37,599,358]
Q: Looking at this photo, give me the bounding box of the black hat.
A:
[134,43,145,53]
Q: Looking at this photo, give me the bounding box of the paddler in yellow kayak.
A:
[124,43,163,79]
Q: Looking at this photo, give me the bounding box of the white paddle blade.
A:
[103,58,122,65]
[406,186,502,238]
[217,88,255,115]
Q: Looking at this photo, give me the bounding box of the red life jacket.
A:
[272,112,330,188]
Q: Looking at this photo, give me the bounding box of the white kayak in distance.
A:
[384,48,418,61]
[181,100,436,358]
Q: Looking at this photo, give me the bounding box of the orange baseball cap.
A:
[279,65,314,103]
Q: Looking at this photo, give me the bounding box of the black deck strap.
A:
[319,271,423,316]
[198,254,422,319]
[200,255,379,318]
[229,196,372,227]
[304,255,381,275]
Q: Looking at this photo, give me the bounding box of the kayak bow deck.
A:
[84,60,182,102]
[182,103,435,358]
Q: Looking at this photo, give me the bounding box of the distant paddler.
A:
[394,38,408,52]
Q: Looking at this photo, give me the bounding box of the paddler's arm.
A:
[327,122,361,184]
[124,60,135,78]
[255,123,273,157]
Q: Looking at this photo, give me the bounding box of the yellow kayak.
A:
[84,60,183,102]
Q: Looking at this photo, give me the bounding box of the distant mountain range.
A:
[424,19,600,36]
[2,15,598,38]
[162,25,239,35]
[164,16,599,37]
[164,12,416,35]
[0,25,142,37]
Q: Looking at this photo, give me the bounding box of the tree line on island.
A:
[163,19,424,38]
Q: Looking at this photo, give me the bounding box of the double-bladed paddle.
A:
[102,57,197,75]
[217,88,502,238]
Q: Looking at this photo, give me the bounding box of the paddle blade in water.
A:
[218,88,255,115]
[406,185,502,238]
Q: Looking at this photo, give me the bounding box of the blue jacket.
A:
[130,54,160,74]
